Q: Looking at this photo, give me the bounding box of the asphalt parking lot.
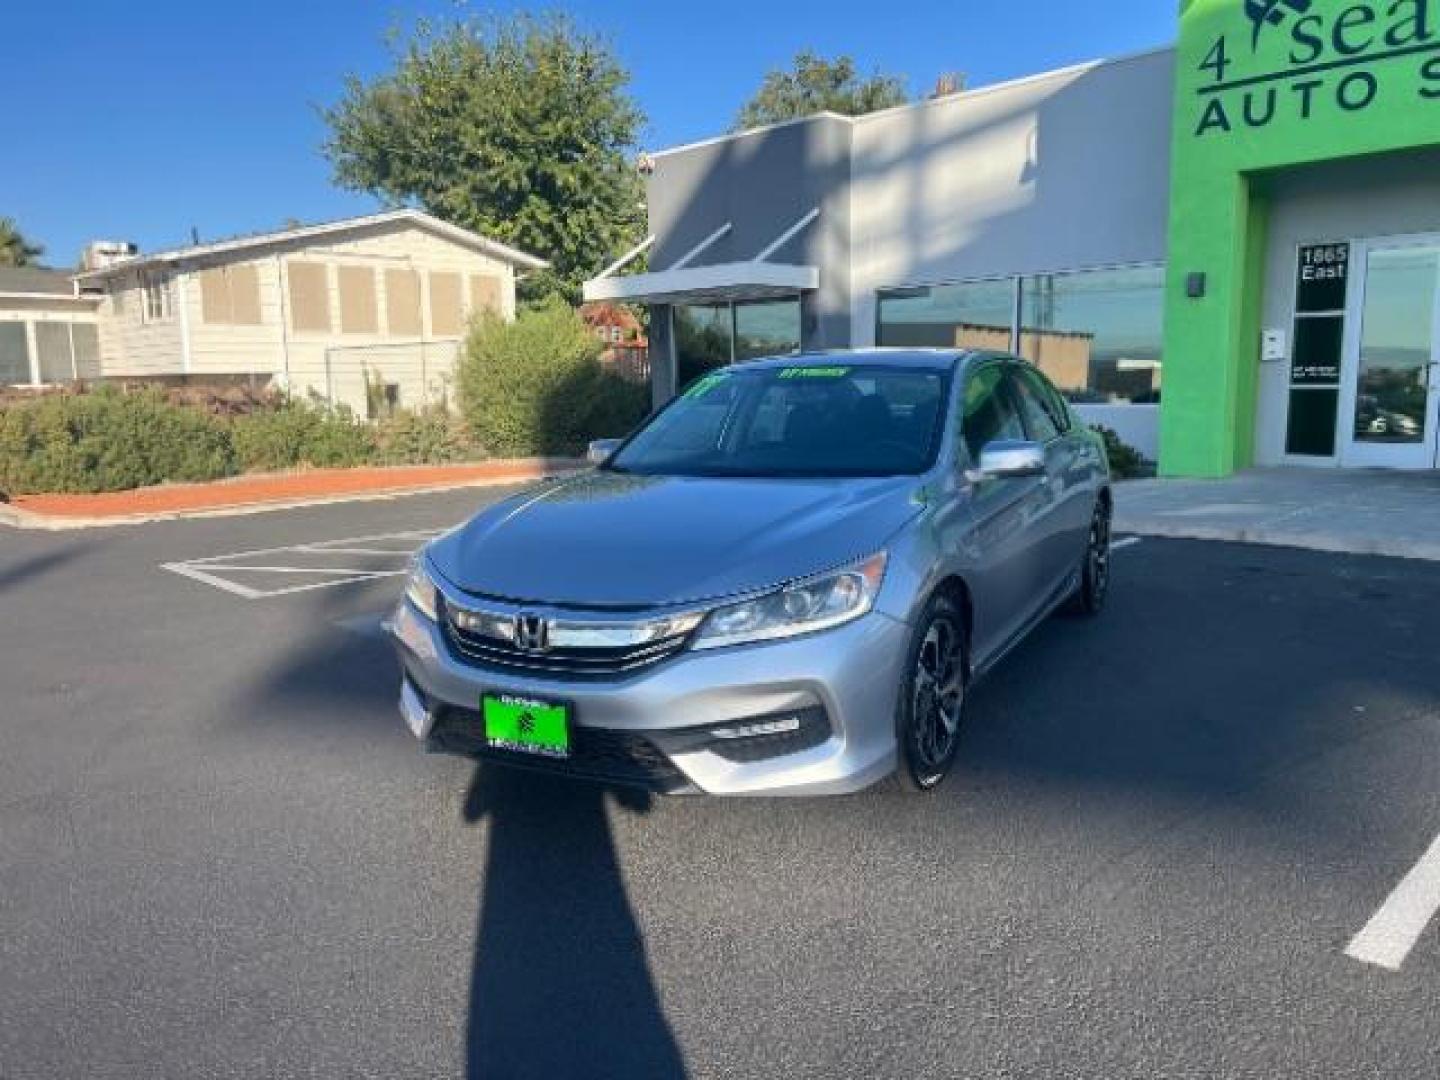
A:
[3,488,1439,1078]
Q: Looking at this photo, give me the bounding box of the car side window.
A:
[1024,366,1074,435]
[961,364,1026,462]
[1009,366,1062,443]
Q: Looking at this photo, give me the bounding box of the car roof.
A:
[738,348,974,372]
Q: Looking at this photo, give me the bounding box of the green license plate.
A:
[482,694,571,758]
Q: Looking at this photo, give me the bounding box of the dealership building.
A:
[585,0,1440,475]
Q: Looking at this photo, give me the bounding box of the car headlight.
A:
[404,551,439,622]
[691,552,888,650]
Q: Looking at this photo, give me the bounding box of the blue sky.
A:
[1,1,1175,267]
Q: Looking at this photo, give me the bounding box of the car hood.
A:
[428,470,925,608]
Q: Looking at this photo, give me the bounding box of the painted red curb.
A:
[9,460,581,521]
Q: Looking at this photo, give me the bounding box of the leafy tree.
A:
[0,218,44,268]
[322,12,646,305]
[734,51,908,130]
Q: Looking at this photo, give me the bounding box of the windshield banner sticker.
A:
[684,373,729,398]
[778,366,851,379]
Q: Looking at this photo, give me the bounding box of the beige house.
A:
[38,209,546,413]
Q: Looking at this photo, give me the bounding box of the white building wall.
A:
[847,48,1177,347]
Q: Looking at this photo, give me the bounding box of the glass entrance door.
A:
[1339,238,1440,469]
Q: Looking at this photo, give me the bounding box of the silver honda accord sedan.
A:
[390,350,1112,795]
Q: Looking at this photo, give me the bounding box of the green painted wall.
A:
[1162,0,1440,475]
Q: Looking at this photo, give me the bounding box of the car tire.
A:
[1063,497,1112,617]
[891,593,969,793]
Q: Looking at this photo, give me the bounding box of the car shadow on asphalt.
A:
[0,542,92,596]
[460,765,687,1079]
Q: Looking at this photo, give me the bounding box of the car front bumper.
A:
[389,600,909,796]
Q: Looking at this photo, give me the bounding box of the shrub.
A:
[1091,425,1150,480]
[229,397,375,471]
[373,408,475,466]
[0,386,233,495]
[458,302,649,456]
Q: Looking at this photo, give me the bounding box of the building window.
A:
[72,323,100,378]
[673,297,802,389]
[674,304,732,387]
[35,323,76,382]
[141,271,172,322]
[429,271,463,336]
[877,266,1165,404]
[384,267,423,337]
[734,298,802,361]
[1020,266,1165,404]
[337,265,379,334]
[199,265,262,326]
[287,261,331,333]
[877,280,1016,351]
[469,274,502,316]
[0,323,30,384]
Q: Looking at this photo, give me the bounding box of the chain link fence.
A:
[315,339,462,417]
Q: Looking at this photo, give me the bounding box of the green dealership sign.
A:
[1189,1,1439,136]
[1160,0,1440,477]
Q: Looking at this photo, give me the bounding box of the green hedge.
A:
[458,302,649,457]
[0,310,650,495]
[0,387,234,494]
[230,399,374,471]
[0,390,453,496]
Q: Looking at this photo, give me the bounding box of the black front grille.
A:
[439,598,688,681]
[427,708,690,792]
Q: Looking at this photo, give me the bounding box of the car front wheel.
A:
[893,594,968,792]
[1064,498,1112,616]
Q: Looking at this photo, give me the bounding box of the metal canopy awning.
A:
[582,261,818,306]
[583,208,822,307]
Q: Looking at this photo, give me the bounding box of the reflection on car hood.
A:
[427,470,924,608]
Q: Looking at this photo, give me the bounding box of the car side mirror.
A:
[587,438,621,465]
[967,439,1046,482]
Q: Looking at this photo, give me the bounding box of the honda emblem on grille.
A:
[513,613,550,653]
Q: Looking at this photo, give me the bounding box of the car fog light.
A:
[710,715,804,740]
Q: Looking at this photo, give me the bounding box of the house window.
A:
[0,323,30,384]
[287,261,331,333]
[385,268,423,337]
[469,274,502,316]
[35,323,77,382]
[429,271,463,336]
[72,323,100,378]
[199,265,262,325]
[337,265,379,334]
[141,271,172,322]
[29,321,102,384]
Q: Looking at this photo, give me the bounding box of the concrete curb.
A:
[0,469,581,532]
[1117,518,1440,563]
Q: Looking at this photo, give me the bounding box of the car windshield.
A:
[607,363,949,478]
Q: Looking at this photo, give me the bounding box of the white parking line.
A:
[1346,831,1440,971]
[177,529,440,567]
[161,561,268,600]
[161,528,441,599]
